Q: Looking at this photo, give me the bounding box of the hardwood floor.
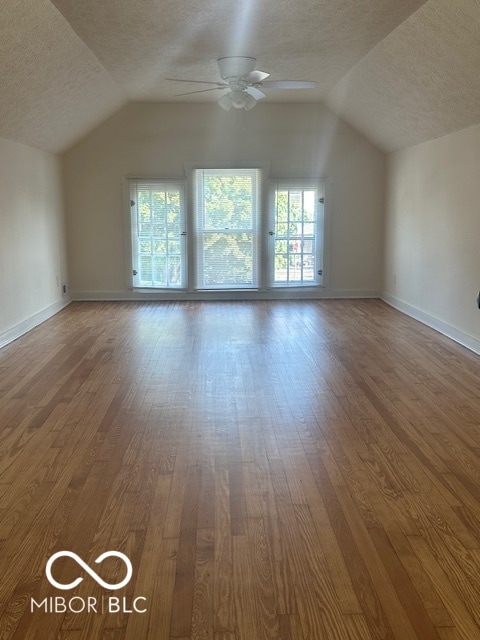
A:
[1,299,480,639]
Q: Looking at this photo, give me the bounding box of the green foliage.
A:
[203,175,253,230]
[136,187,182,286]
[201,174,255,285]
[203,233,253,285]
[274,188,316,283]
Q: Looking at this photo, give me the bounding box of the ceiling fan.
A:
[167,57,317,111]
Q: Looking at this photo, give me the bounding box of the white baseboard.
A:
[0,297,72,350]
[72,289,381,302]
[381,291,480,356]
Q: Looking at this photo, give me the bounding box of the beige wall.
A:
[0,137,68,341]
[384,123,480,348]
[63,102,385,298]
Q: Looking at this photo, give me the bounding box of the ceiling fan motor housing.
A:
[217,57,256,80]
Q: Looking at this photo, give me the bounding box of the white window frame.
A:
[123,168,329,298]
[193,167,261,291]
[126,178,187,291]
[269,178,325,288]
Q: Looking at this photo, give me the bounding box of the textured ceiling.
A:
[49,0,426,100]
[0,0,124,152]
[2,0,480,153]
[326,0,480,151]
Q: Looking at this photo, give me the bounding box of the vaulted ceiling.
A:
[1,0,479,153]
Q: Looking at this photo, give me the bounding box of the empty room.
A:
[2,0,480,638]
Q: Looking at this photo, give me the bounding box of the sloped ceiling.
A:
[0,0,124,152]
[1,0,479,153]
[326,0,480,151]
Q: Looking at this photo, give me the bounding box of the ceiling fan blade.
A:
[246,86,266,100]
[243,70,270,83]
[261,80,317,89]
[174,87,224,96]
[166,78,227,87]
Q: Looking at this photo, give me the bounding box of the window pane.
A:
[303,191,315,220]
[131,181,186,288]
[303,255,315,281]
[196,169,259,289]
[139,255,152,285]
[290,192,303,221]
[154,240,166,254]
[153,256,166,285]
[203,174,254,230]
[168,240,180,255]
[275,254,288,281]
[202,232,254,286]
[288,253,302,281]
[272,182,323,287]
[140,239,151,254]
[303,239,313,253]
[169,256,182,285]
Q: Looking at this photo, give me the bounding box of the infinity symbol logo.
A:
[46,551,133,591]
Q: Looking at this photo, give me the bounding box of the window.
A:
[270,180,324,287]
[127,173,325,294]
[194,169,260,290]
[129,180,186,288]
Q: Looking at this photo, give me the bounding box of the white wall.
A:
[0,137,68,344]
[384,123,480,350]
[63,102,385,299]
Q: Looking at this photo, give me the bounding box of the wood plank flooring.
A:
[0,299,480,638]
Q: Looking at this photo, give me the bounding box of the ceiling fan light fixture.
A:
[243,92,257,111]
[218,93,233,111]
[218,90,257,111]
[231,90,247,109]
